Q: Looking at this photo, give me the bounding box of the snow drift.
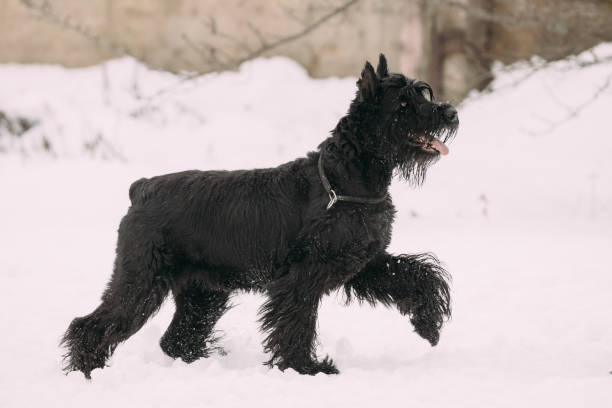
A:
[1,45,611,407]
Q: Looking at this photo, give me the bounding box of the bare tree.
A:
[422,0,612,116]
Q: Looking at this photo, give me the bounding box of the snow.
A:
[1,45,612,407]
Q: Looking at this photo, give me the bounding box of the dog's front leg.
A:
[259,261,339,375]
[344,252,452,346]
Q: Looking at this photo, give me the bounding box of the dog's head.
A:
[348,54,459,184]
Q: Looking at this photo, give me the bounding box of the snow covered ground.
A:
[1,45,611,407]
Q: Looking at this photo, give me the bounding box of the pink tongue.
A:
[430,139,449,155]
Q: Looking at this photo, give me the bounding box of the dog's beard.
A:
[395,150,439,186]
[394,125,457,186]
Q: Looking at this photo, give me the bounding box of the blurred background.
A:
[1,1,611,408]
[2,0,612,101]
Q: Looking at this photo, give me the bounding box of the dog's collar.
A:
[318,152,388,210]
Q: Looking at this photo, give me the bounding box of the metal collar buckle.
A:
[326,189,338,210]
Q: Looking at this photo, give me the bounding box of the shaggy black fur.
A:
[61,54,458,379]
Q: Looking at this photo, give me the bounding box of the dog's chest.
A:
[333,204,395,251]
[359,206,393,244]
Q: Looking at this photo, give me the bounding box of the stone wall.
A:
[1,0,420,79]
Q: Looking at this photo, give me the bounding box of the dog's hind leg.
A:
[160,285,230,363]
[61,214,171,379]
[344,252,452,346]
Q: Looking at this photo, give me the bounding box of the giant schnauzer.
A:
[62,54,458,378]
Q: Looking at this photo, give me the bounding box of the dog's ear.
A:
[358,61,379,102]
[376,54,389,79]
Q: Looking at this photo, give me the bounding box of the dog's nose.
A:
[443,106,458,123]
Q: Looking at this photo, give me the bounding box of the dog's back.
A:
[123,163,311,272]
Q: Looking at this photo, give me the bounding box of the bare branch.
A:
[148,0,359,100]
[235,0,358,65]
[246,22,269,49]
[185,0,359,74]
[526,72,612,136]
[181,33,233,67]
[201,18,253,55]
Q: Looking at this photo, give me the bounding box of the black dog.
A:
[62,54,458,379]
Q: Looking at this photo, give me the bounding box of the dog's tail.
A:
[128,177,150,205]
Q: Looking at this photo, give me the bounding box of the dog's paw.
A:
[396,298,447,347]
[312,356,340,375]
[160,336,212,363]
[63,352,106,380]
[413,321,440,346]
[273,356,340,375]
[61,316,110,379]
[410,315,441,346]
